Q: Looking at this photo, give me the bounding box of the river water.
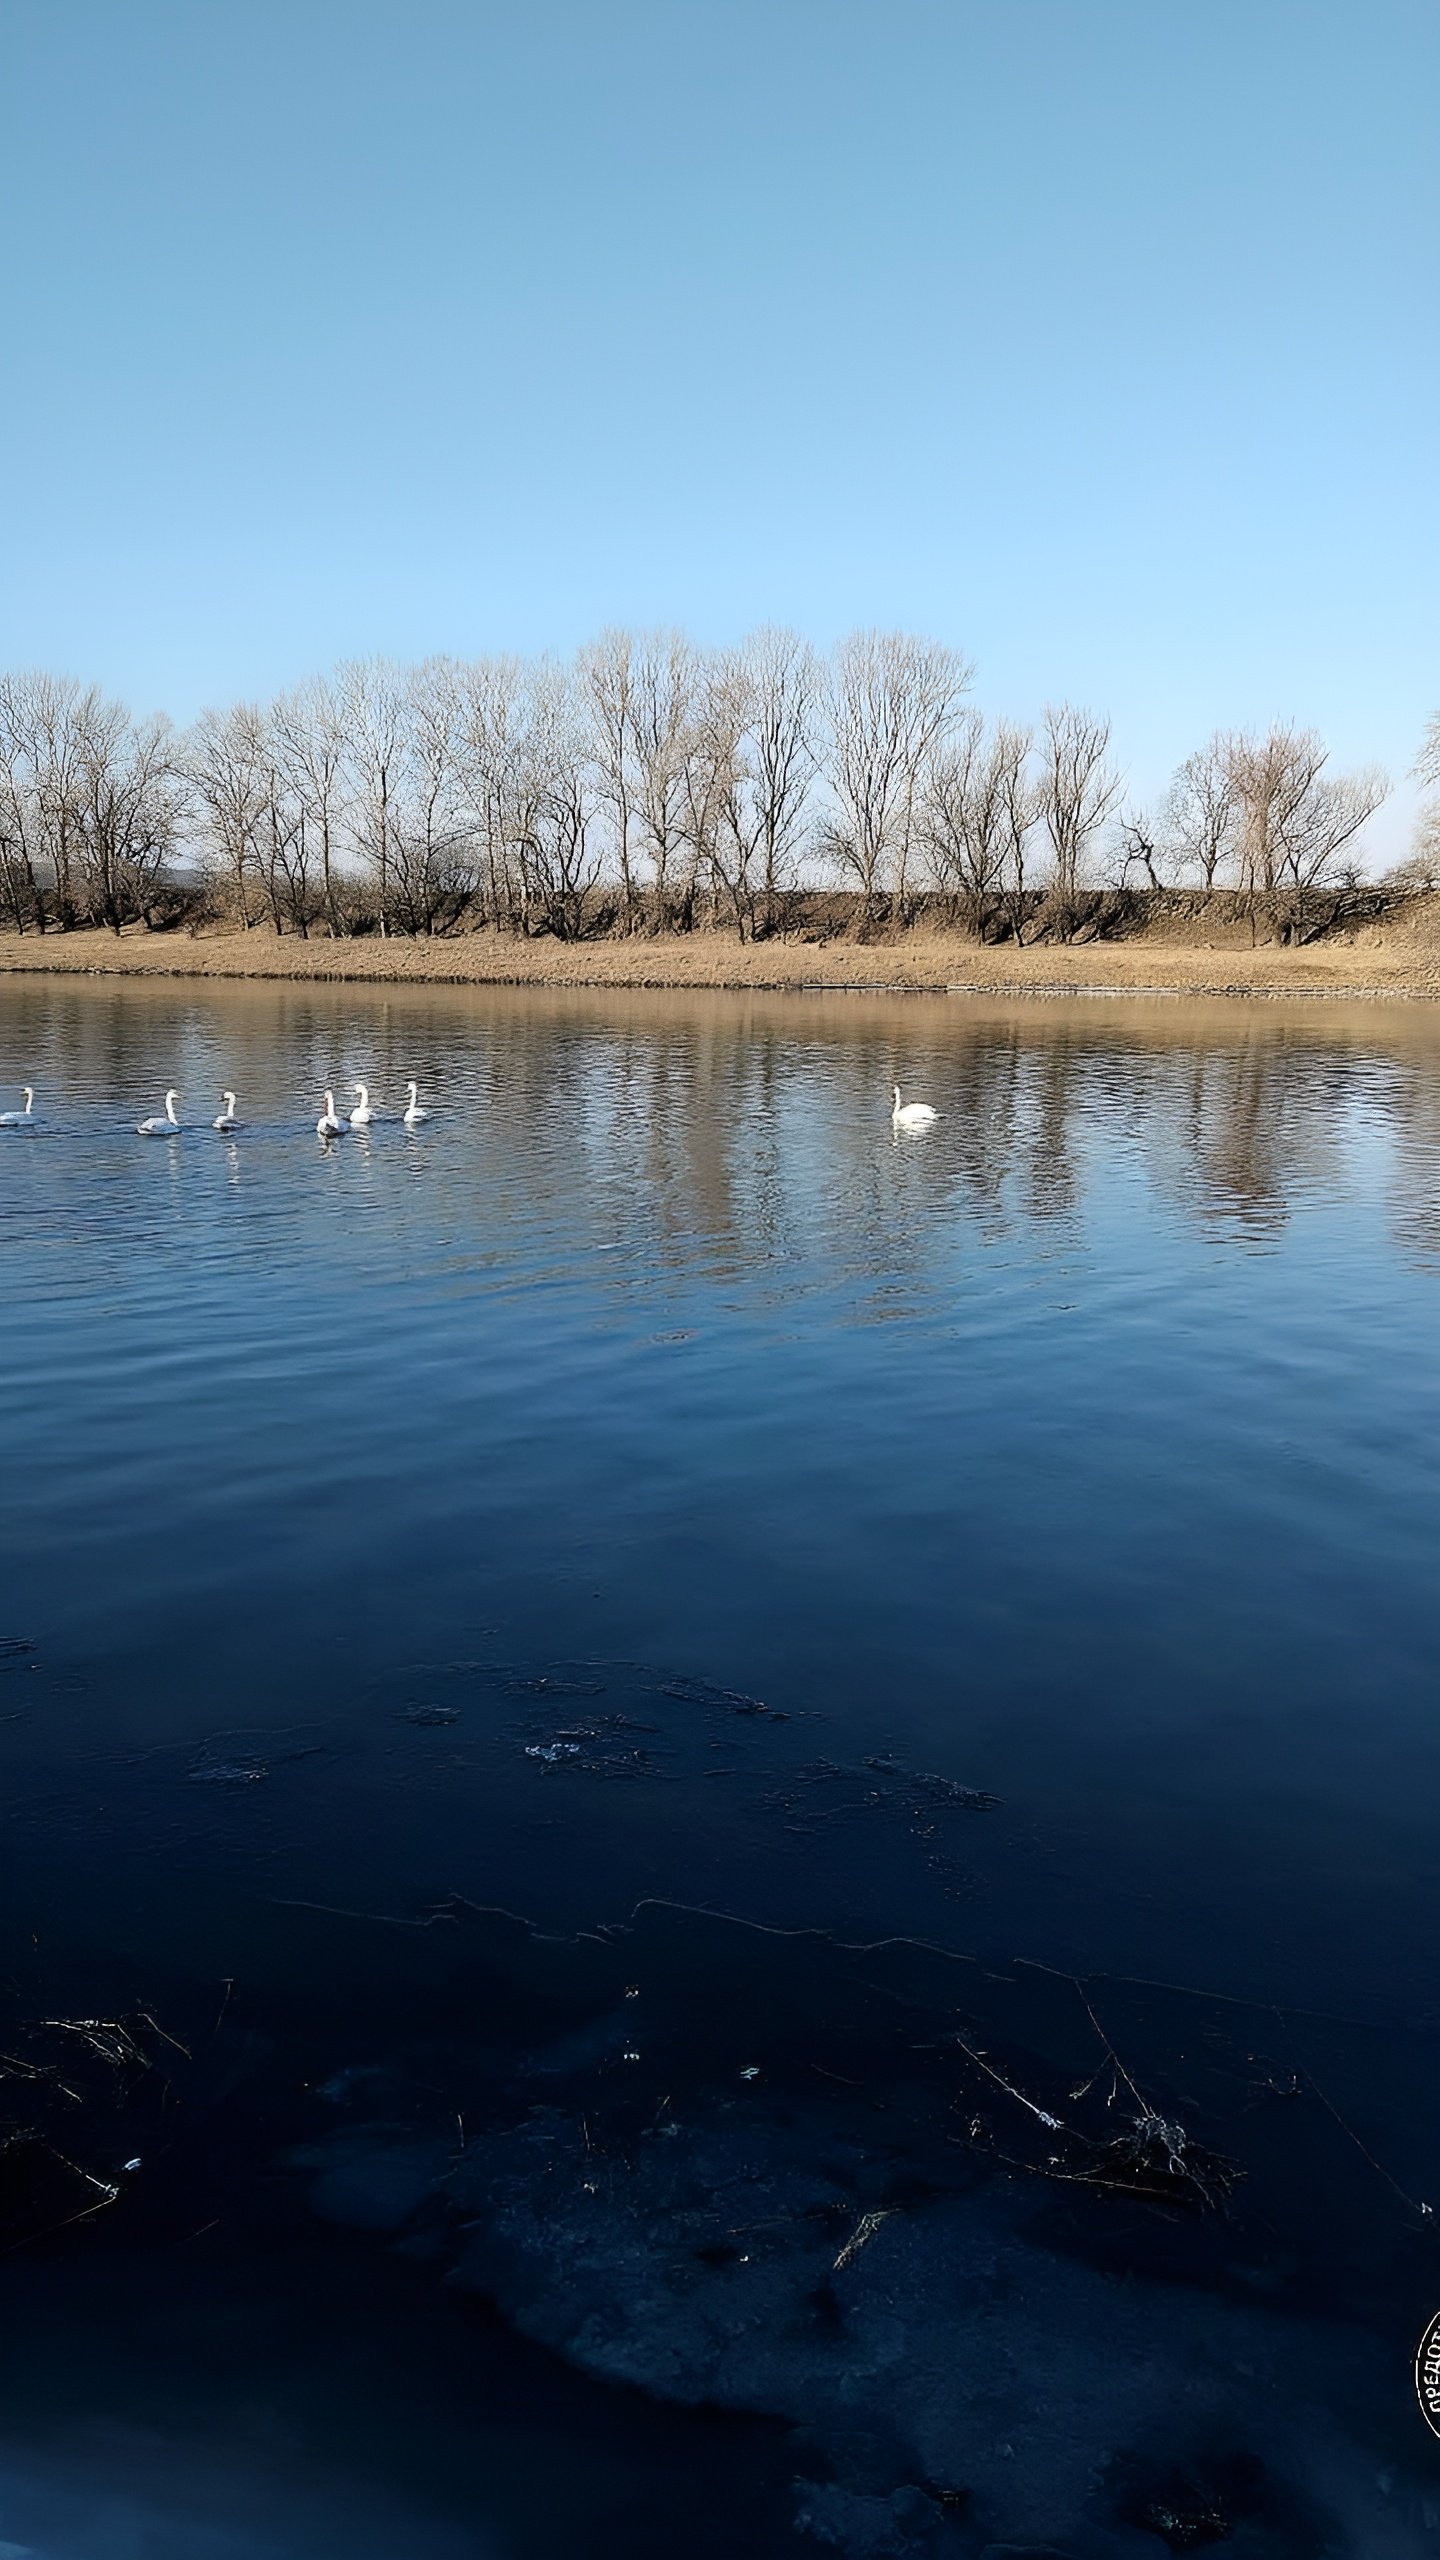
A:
[1,979,1438,2556]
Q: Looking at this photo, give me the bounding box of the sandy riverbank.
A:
[3,919,1440,999]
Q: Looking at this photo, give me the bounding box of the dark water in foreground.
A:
[1,980,1438,2556]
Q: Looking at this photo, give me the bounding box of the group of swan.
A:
[0,1081,432,1136]
[4,1079,930,1136]
[317,1081,428,1136]
[134,1080,429,1135]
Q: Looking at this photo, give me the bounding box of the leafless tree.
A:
[389,658,473,934]
[734,627,819,935]
[920,712,1033,935]
[341,658,408,935]
[1162,738,1239,896]
[1410,712,1440,880]
[255,759,297,934]
[74,706,186,932]
[0,675,50,929]
[455,654,531,930]
[0,672,107,929]
[1115,811,1167,894]
[630,630,698,929]
[1035,704,1122,933]
[674,650,751,935]
[513,668,600,940]
[188,702,268,926]
[271,675,349,934]
[824,630,972,918]
[579,629,640,928]
[1224,724,1387,941]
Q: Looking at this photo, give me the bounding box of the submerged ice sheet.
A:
[263,1893,1439,2557]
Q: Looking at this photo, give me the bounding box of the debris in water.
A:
[188,1756,269,1785]
[503,1673,607,1699]
[403,1702,462,1726]
[521,1713,658,1778]
[863,1755,1000,1810]
[952,2000,1240,2214]
[831,2206,895,2272]
[660,1675,786,1720]
[1118,2450,1267,2551]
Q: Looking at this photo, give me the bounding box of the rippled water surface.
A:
[2,978,1439,2554]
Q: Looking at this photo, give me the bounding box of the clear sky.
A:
[2,0,1435,848]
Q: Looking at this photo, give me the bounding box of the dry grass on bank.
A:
[3,908,1440,1001]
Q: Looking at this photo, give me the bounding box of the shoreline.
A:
[2,924,1440,1003]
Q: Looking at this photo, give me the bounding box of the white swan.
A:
[402,1080,429,1127]
[316,1089,344,1137]
[892,1084,937,1131]
[349,1081,375,1128]
[0,1085,37,1128]
[137,1090,182,1136]
[213,1091,239,1131]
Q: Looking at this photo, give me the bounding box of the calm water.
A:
[2,978,1439,2553]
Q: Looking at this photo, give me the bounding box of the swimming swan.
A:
[0,1085,37,1128]
[349,1082,375,1128]
[138,1090,182,1135]
[402,1081,429,1127]
[317,1090,344,1137]
[213,1091,239,1131]
[892,1085,937,1130]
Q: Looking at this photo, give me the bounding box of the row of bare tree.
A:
[0,635,1414,944]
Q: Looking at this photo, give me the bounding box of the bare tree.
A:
[271,675,349,935]
[1224,723,1387,942]
[188,702,267,926]
[0,673,106,930]
[1410,712,1440,881]
[738,626,819,935]
[920,712,1033,935]
[676,649,752,935]
[1115,811,1167,894]
[390,658,473,934]
[0,675,50,929]
[455,654,531,931]
[514,667,600,940]
[341,658,408,935]
[579,629,640,929]
[1035,704,1122,934]
[1163,738,1239,896]
[824,630,971,919]
[74,706,186,932]
[630,630,698,929]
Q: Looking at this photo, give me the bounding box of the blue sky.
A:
[2,0,1434,848]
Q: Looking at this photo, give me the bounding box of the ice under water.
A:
[1,978,1439,2556]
